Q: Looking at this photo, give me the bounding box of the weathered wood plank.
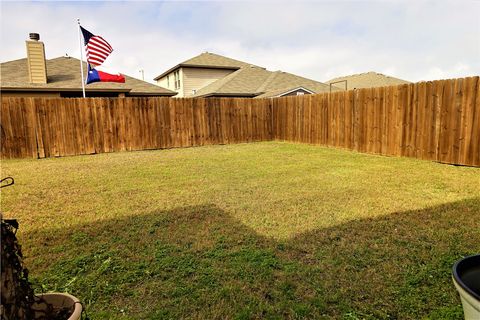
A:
[1,79,478,167]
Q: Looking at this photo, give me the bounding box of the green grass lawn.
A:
[2,141,479,319]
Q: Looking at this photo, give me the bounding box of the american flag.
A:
[80,26,113,67]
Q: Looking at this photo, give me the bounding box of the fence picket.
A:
[1,77,478,166]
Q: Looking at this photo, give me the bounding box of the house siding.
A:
[25,40,47,84]
[157,67,235,98]
[182,68,235,97]
[157,68,186,97]
[157,77,169,91]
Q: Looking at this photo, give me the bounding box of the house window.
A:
[174,70,181,90]
[297,91,305,96]
[167,75,170,88]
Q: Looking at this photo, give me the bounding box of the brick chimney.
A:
[26,33,47,84]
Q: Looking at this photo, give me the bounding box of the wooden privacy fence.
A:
[273,76,479,167]
[1,76,479,166]
[0,97,272,159]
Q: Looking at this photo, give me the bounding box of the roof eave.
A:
[1,87,131,93]
[194,92,259,98]
[129,91,177,97]
[273,86,316,97]
[153,64,241,81]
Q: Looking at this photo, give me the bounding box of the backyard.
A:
[1,141,479,319]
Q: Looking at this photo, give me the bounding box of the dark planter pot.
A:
[452,254,480,320]
[31,293,82,320]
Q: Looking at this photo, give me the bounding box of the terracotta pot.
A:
[32,293,82,320]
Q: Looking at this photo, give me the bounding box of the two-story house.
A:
[154,53,250,98]
[154,52,337,98]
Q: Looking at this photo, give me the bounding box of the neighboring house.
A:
[154,52,338,98]
[1,33,176,98]
[326,72,410,90]
[154,52,250,98]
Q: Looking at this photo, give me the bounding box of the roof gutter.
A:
[129,92,177,97]
[1,87,177,96]
[194,92,259,98]
[272,86,315,98]
[153,64,241,81]
[1,87,131,93]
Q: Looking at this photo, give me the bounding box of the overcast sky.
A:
[1,0,479,84]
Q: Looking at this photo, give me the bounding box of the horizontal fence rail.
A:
[1,76,479,166]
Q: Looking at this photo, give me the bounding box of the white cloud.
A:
[1,0,479,84]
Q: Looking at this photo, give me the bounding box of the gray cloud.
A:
[1,0,479,83]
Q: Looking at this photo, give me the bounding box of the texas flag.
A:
[80,25,126,84]
[86,65,125,84]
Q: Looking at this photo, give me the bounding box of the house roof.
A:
[193,66,271,97]
[1,56,176,96]
[326,71,410,90]
[193,65,338,98]
[153,52,251,80]
[254,86,314,99]
[255,71,337,98]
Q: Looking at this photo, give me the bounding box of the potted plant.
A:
[0,177,83,320]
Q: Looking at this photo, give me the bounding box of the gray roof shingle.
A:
[193,65,338,98]
[1,56,176,96]
[326,71,410,90]
[154,52,251,80]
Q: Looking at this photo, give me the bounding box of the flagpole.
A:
[77,19,86,98]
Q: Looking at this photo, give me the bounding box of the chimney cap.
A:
[29,33,40,41]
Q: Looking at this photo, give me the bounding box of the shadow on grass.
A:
[27,198,480,319]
